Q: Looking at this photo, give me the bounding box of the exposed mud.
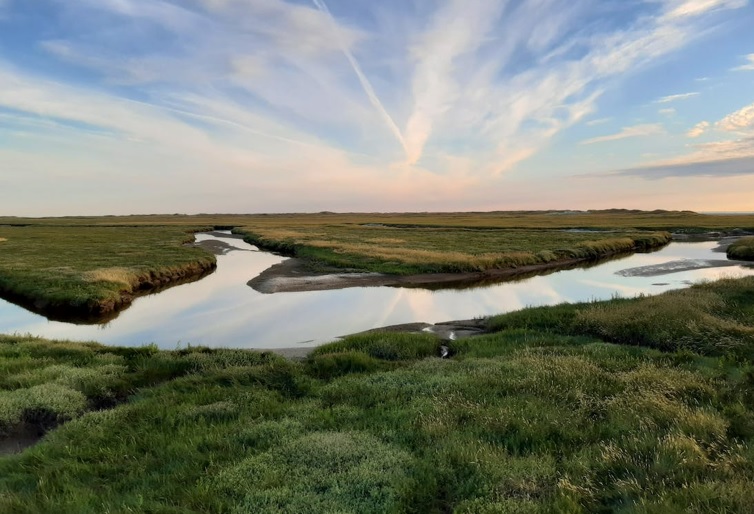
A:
[618,258,754,277]
[187,231,252,256]
[269,318,489,361]
[0,425,42,456]
[249,251,649,294]
[352,318,488,340]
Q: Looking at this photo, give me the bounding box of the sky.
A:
[1,0,753,215]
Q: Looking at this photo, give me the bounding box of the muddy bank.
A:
[249,250,653,294]
[353,318,488,340]
[189,239,253,256]
[618,258,754,278]
[0,425,42,457]
[0,261,217,324]
[270,318,489,361]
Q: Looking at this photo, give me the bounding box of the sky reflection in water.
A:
[0,233,753,349]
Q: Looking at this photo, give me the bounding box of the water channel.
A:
[0,232,753,349]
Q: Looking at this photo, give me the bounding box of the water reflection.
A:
[0,234,752,349]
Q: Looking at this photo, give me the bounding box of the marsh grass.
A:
[3,276,754,512]
[241,226,672,274]
[2,212,754,511]
[488,276,754,360]
[4,209,752,231]
[728,236,754,261]
[1,211,750,316]
[0,225,216,319]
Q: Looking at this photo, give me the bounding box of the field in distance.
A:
[1,210,753,319]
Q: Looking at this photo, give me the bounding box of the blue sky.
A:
[1,0,753,215]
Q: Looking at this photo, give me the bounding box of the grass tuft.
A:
[728,236,754,261]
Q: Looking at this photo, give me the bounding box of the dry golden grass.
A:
[0,225,216,317]
[363,238,407,244]
[253,229,323,240]
[0,238,7,243]
[82,268,139,290]
[303,240,540,269]
[243,223,672,274]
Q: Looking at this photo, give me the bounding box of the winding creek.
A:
[1,232,753,349]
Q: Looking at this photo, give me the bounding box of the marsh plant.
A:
[2,276,754,512]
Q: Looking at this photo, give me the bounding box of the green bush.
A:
[312,333,439,361]
[728,236,754,261]
[307,351,383,379]
[212,431,412,513]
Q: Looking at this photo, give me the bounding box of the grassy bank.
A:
[226,210,749,274]
[2,276,754,512]
[238,227,672,274]
[1,210,751,319]
[0,225,216,321]
[728,237,754,261]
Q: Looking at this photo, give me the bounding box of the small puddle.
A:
[0,235,753,350]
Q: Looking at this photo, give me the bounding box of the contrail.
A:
[311,0,408,155]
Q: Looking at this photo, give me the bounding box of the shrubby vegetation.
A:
[728,236,754,261]
[2,276,754,512]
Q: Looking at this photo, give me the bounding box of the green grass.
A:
[3,209,754,231]
[728,237,754,261]
[0,225,216,320]
[238,225,672,274]
[2,211,753,318]
[488,276,754,360]
[3,275,754,512]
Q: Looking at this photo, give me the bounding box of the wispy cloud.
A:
[310,0,407,153]
[0,0,752,214]
[663,0,747,19]
[732,53,754,71]
[687,120,710,137]
[581,124,665,145]
[659,108,677,116]
[656,92,700,103]
[617,155,754,179]
[618,100,754,178]
[586,118,611,126]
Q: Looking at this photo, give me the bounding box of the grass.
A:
[487,276,754,360]
[2,211,752,317]
[238,225,672,274]
[2,209,754,231]
[0,225,216,320]
[728,236,754,261]
[2,275,754,512]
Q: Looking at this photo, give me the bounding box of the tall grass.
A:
[488,276,754,360]
[728,236,754,261]
[241,227,671,274]
[0,225,216,320]
[2,275,754,512]
[3,210,753,232]
[1,211,747,317]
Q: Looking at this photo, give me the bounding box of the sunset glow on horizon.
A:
[1,0,754,215]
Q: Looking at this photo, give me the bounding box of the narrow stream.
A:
[0,232,752,349]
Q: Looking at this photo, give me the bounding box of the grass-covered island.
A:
[2,276,754,512]
[0,225,217,321]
